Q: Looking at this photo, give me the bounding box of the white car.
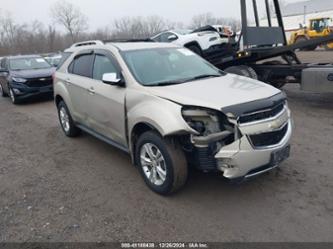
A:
[151,29,222,55]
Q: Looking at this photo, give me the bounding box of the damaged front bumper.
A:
[190,103,292,179]
[215,120,292,179]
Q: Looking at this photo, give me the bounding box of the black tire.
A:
[9,87,19,104]
[324,43,333,51]
[187,45,202,56]
[262,60,286,89]
[0,83,7,97]
[224,65,257,79]
[241,65,258,80]
[296,36,317,51]
[135,131,188,195]
[57,101,80,137]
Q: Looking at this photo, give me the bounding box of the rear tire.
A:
[295,36,317,51]
[0,83,7,97]
[262,60,286,89]
[325,43,333,51]
[225,65,258,80]
[135,131,188,195]
[187,45,202,56]
[57,101,80,137]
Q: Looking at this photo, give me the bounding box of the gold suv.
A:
[54,41,292,195]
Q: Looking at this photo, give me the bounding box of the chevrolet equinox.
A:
[54,41,292,195]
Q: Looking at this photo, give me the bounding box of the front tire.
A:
[135,131,188,195]
[9,88,19,104]
[57,101,80,137]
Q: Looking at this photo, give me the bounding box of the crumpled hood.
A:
[147,74,281,111]
[11,67,55,79]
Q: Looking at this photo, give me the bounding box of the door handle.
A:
[87,87,95,95]
[328,73,333,81]
[65,78,71,85]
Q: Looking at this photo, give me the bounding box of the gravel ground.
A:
[0,52,332,242]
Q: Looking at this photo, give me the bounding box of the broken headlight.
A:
[182,107,223,136]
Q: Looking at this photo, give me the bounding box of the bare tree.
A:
[190,13,241,31]
[51,0,88,42]
[113,16,171,39]
[47,25,57,51]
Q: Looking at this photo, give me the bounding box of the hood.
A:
[147,74,281,112]
[11,67,55,79]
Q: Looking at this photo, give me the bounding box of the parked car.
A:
[0,55,55,104]
[151,29,223,55]
[193,25,237,44]
[44,54,63,67]
[54,41,292,195]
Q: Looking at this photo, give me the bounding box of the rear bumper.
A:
[10,83,53,99]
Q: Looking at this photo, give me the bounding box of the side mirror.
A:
[167,34,178,41]
[102,73,125,86]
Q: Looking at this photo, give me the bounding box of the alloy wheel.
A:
[140,143,167,186]
[9,89,15,103]
[59,107,70,132]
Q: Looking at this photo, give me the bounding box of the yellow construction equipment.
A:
[289,17,333,50]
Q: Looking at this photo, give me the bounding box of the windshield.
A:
[323,18,332,27]
[173,29,192,35]
[9,57,51,70]
[122,48,224,86]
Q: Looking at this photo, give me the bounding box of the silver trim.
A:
[247,121,291,150]
[239,104,286,127]
[245,164,279,179]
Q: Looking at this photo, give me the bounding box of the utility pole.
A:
[303,5,307,26]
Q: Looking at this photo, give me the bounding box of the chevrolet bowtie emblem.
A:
[269,120,283,130]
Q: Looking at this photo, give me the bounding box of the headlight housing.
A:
[11,77,27,83]
[181,107,223,135]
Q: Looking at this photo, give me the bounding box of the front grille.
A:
[193,146,217,171]
[25,77,53,87]
[239,103,285,124]
[249,124,288,147]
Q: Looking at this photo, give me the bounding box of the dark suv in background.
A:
[0,55,55,104]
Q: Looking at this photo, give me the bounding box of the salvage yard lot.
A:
[0,51,333,242]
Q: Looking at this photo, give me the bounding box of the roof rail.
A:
[69,40,104,48]
[103,38,155,43]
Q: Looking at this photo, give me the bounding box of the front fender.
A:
[127,90,193,137]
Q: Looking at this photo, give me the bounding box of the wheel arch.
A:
[130,122,161,163]
[54,82,75,118]
[184,41,202,50]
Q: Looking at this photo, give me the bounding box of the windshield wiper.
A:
[149,79,189,87]
[191,74,222,80]
[147,74,222,87]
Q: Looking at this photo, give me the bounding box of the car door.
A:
[66,51,94,124]
[86,50,127,146]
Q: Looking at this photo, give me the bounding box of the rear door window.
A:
[72,54,94,78]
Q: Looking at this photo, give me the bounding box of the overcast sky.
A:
[0,0,303,29]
